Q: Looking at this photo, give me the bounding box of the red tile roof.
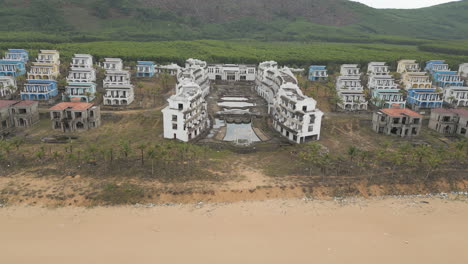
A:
[49,102,94,111]
[380,108,423,118]
[0,100,17,109]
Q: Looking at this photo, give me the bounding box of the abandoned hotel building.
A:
[162,59,324,144]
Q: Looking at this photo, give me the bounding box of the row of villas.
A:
[21,50,60,101]
[256,61,323,143]
[136,61,181,77]
[0,49,28,99]
[425,60,468,108]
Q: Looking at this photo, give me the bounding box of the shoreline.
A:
[0,195,467,264]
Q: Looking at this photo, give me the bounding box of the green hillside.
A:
[0,0,467,43]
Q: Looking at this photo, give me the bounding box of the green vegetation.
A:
[2,40,468,69]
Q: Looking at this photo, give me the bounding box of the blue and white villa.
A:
[308,66,328,81]
[21,80,58,101]
[0,49,29,77]
[136,61,155,77]
[425,60,464,88]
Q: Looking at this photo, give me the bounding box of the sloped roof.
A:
[380,108,422,118]
[49,102,94,111]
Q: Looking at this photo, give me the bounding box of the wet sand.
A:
[0,197,467,264]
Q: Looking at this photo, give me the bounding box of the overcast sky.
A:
[352,0,460,9]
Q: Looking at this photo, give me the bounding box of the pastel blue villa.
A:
[0,49,29,77]
[425,60,464,88]
[64,82,97,102]
[136,61,156,77]
[308,65,328,81]
[21,80,58,101]
[407,88,443,109]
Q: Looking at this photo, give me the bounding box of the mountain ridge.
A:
[0,0,467,42]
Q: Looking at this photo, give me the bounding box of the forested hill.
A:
[1,0,468,43]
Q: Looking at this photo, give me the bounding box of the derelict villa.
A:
[49,102,101,132]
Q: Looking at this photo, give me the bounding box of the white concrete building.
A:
[155,63,181,76]
[162,59,211,142]
[67,54,96,83]
[336,64,368,111]
[207,64,256,81]
[367,62,389,75]
[340,64,361,77]
[443,86,468,107]
[255,61,323,143]
[103,85,134,106]
[459,63,468,78]
[0,76,17,98]
[66,68,96,83]
[102,58,123,71]
[179,58,210,97]
[71,54,94,69]
[102,58,134,106]
[103,70,131,86]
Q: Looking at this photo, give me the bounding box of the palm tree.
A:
[137,143,146,165]
[119,140,132,159]
[147,147,157,176]
[347,146,360,162]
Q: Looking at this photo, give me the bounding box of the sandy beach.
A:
[0,196,467,264]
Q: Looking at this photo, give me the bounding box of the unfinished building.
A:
[255,61,323,143]
[0,100,39,136]
[372,108,422,137]
[49,102,101,132]
[162,59,211,142]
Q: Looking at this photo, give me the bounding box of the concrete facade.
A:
[0,100,39,136]
[337,64,368,111]
[372,108,423,137]
[162,59,210,142]
[207,64,256,82]
[256,61,323,143]
[0,76,17,98]
[428,108,468,137]
[49,102,101,133]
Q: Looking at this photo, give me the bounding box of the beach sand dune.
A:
[0,197,467,264]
